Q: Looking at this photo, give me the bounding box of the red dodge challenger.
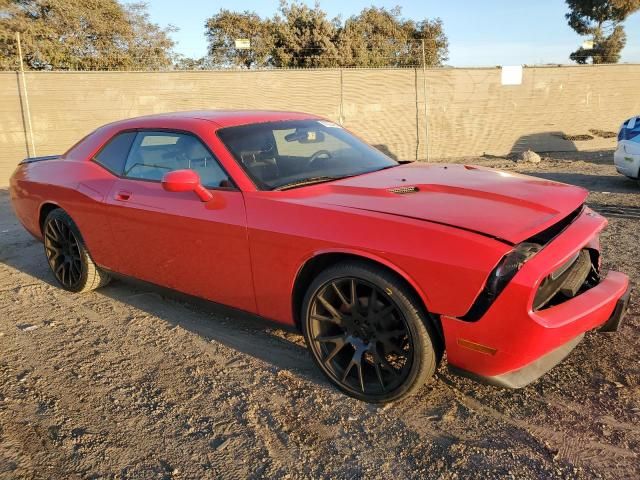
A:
[9,111,630,403]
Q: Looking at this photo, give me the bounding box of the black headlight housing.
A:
[486,243,542,297]
[462,242,541,321]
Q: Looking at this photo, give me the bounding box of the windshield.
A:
[217,120,397,190]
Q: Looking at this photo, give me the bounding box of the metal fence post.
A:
[339,68,344,125]
[421,38,429,162]
[16,32,37,158]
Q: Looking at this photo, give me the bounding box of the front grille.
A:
[533,248,600,310]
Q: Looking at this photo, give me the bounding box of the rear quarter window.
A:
[93,132,137,175]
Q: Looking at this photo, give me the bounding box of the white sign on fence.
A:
[501,65,523,86]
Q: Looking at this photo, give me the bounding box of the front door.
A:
[105,130,256,313]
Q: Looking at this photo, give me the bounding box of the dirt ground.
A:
[0,151,638,479]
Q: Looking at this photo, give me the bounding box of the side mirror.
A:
[161,169,213,202]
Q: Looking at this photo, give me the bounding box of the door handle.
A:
[115,190,132,201]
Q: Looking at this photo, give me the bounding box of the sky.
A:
[138,0,640,66]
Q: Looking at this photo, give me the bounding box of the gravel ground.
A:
[0,151,638,479]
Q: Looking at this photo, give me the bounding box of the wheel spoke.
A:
[55,263,65,279]
[331,282,350,309]
[45,245,60,262]
[45,230,61,246]
[341,350,365,392]
[315,334,347,343]
[355,359,365,392]
[367,287,377,317]
[375,304,395,321]
[48,222,61,241]
[311,313,340,325]
[317,294,341,320]
[65,263,71,286]
[350,279,357,307]
[374,349,400,377]
[374,362,386,392]
[53,219,64,239]
[70,261,81,281]
[323,338,347,368]
[340,357,355,383]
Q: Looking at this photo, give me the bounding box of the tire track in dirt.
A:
[446,383,638,475]
[2,160,640,480]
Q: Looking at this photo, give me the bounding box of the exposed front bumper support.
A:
[599,285,631,332]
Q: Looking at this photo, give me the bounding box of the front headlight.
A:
[462,242,542,321]
[486,242,542,297]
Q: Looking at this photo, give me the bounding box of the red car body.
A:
[9,110,630,388]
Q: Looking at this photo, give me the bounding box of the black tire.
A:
[43,209,111,293]
[301,261,441,403]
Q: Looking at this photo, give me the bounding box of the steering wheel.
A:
[307,150,333,169]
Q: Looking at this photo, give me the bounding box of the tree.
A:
[204,10,274,69]
[271,1,340,67]
[173,55,214,70]
[203,2,448,68]
[338,7,447,67]
[566,0,640,64]
[0,0,176,70]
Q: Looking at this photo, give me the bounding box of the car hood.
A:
[295,163,588,244]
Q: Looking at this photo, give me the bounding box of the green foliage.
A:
[271,1,340,67]
[0,0,176,70]
[565,0,640,63]
[204,10,274,69]
[338,7,447,68]
[204,2,448,68]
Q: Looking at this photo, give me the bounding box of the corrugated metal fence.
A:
[2,64,640,186]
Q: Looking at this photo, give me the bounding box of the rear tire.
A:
[43,209,111,293]
[301,260,441,403]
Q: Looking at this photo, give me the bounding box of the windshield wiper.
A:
[274,175,348,191]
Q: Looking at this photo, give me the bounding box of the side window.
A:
[93,132,136,175]
[122,131,231,188]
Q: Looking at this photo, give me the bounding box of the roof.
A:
[108,110,322,129]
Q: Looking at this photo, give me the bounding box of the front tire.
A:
[43,209,111,293]
[301,261,441,403]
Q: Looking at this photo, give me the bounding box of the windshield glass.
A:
[217,120,397,190]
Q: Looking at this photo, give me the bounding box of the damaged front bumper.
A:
[442,207,631,388]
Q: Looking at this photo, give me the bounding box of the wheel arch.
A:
[291,249,441,338]
[38,201,62,235]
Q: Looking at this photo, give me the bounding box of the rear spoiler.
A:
[20,155,60,165]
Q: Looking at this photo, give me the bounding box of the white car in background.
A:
[614,116,640,183]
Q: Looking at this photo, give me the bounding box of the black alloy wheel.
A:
[43,209,111,293]
[44,216,84,289]
[302,262,440,403]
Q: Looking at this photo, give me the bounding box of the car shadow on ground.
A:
[517,170,639,195]
[536,149,616,166]
[0,188,326,388]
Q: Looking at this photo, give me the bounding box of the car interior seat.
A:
[176,135,228,187]
[236,133,279,183]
